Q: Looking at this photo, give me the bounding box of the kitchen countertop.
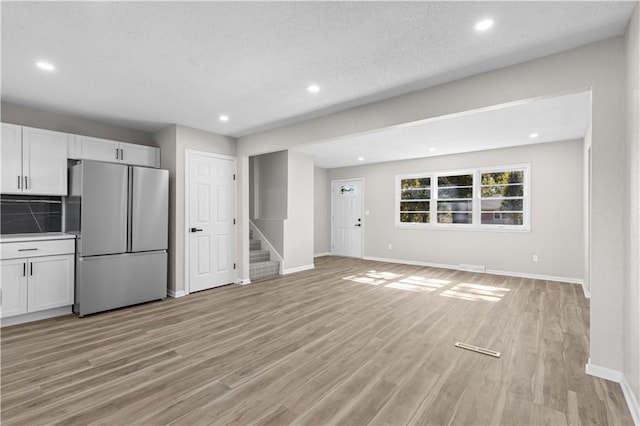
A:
[0,233,76,243]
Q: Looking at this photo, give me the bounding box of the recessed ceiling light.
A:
[36,61,55,71]
[358,156,364,161]
[429,148,436,152]
[475,19,494,32]
[529,133,539,138]
[307,84,320,93]
[219,115,229,122]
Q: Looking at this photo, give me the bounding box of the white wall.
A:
[1,102,155,146]
[314,167,331,256]
[237,37,626,375]
[283,151,314,272]
[623,3,640,418]
[328,140,583,279]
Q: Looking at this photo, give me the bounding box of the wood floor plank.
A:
[1,256,634,425]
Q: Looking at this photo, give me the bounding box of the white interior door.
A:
[332,179,363,258]
[188,152,236,293]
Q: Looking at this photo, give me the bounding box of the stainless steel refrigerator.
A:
[65,160,168,317]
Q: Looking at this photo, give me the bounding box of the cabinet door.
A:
[120,142,159,168]
[27,255,74,313]
[0,259,28,318]
[74,135,120,163]
[1,123,23,194]
[22,127,68,195]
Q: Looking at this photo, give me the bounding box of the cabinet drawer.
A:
[1,239,75,260]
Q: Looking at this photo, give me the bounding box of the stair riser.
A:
[250,262,280,280]
[250,251,271,263]
[249,240,261,250]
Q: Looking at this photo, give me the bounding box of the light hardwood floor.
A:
[1,256,633,425]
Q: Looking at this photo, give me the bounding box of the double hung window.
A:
[396,164,529,230]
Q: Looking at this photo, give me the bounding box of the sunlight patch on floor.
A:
[440,282,510,302]
[385,275,451,293]
[343,270,455,293]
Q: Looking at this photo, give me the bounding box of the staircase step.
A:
[250,261,280,281]
[249,239,261,251]
[249,229,254,239]
[250,250,271,263]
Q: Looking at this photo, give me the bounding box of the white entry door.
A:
[188,152,236,293]
[332,179,363,258]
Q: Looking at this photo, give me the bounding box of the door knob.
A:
[190,227,203,232]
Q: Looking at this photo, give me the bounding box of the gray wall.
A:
[624,3,640,413]
[283,151,314,271]
[1,102,155,146]
[314,167,331,255]
[237,37,627,377]
[253,151,288,220]
[153,125,178,292]
[327,140,583,279]
[249,151,315,271]
[153,124,237,294]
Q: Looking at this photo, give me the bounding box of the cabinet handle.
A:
[23,262,26,277]
[30,263,33,276]
[18,248,38,252]
[116,148,119,160]
[17,175,21,189]
[24,176,29,189]
[120,149,124,160]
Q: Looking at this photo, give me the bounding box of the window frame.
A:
[395,163,531,232]
[476,164,530,231]
[396,174,433,226]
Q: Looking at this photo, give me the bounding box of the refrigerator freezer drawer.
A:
[75,251,166,317]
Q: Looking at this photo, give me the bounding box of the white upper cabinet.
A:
[1,123,68,195]
[70,135,119,162]
[69,135,160,168]
[120,142,159,167]
[1,123,23,194]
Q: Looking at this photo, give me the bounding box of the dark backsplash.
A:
[0,195,62,234]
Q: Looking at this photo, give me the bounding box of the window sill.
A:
[395,223,532,233]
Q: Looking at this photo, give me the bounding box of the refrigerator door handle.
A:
[127,166,133,252]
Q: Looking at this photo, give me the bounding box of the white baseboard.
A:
[235,278,252,285]
[314,252,331,258]
[363,256,584,288]
[1,306,73,327]
[485,269,584,286]
[586,360,640,425]
[621,375,640,426]
[167,289,186,298]
[283,264,315,275]
[586,360,624,382]
[363,256,459,271]
[581,282,591,299]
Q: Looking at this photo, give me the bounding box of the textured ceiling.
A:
[0,1,634,139]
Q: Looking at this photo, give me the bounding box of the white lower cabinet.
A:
[0,239,75,320]
[0,259,28,317]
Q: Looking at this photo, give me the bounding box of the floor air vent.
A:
[458,264,486,273]
[455,341,501,358]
